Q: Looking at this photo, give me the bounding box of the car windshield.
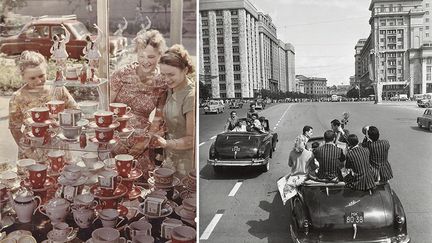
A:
[71,22,90,39]
[216,135,260,147]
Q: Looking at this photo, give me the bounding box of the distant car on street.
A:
[203,100,225,114]
[331,95,341,102]
[229,100,243,109]
[290,137,410,243]
[254,99,266,110]
[0,15,126,59]
[208,118,278,173]
[417,108,432,131]
[417,93,432,108]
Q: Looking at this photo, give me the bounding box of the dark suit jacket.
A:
[365,139,393,182]
[345,146,376,191]
[314,143,345,180]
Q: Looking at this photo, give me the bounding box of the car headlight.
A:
[391,233,409,243]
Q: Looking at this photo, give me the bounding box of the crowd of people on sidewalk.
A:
[288,120,393,191]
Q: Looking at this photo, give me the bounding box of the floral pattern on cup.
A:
[94,110,116,127]
[46,100,66,115]
[29,107,50,123]
[109,103,131,117]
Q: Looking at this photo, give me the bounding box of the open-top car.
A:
[289,137,410,243]
[229,100,243,109]
[417,93,432,108]
[254,99,266,110]
[417,108,432,131]
[208,118,278,173]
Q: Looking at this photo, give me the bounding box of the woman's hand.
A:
[129,141,147,157]
[152,135,168,149]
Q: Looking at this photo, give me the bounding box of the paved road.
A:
[198,101,432,243]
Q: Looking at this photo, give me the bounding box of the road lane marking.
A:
[199,142,206,146]
[228,181,243,196]
[200,210,225,240]
[274,104,292,130]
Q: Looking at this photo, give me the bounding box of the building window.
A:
[398,4,402,11]
[397,19,403,25]
[389,4,393,12]
[380,38,385,42]
[201,11,208,17]
[203,38,209,45]
[397,29,403,34]
[202,20,208,26]
[235,93,242,98]
[397,45,403,49]
[203,48,209,54]
[380,30,386,35]
[218,56,225,62]
[216,19,223,25]
[398,69,402,74]
[218,65,225,71]
[202,29,209,35]
[221,93,227,98]
[389,20,395,26]
[427,58,432,64]
[426,18,430,23]
[218,47,224,53]
[427,26,430,30]
[234,74,241,80]
[204,65,210,73]
[219,74,226,81]
[427,11,430,15]
[219,84,226,90]
[217,37,223,44]
[231,10,238,15]
[204,56,210,62]
[388,60,396,66]
[216,10,223,16]
[233,65,241,71]
[427,33,430,37]
[388,30,396,34]
[232,37,239,43]
[231,18,238,25]
[397,37,403,41]
[233,46,239,53]
[427,3,430,8]
[234,84,241,90]
[232,27,239,34]
[398,60,402,65]
[233,56,240,62]
[217,28,223,34]
[380,5,385,12]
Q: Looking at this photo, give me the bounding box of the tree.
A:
[1,0,27,18]
[154,0,170,31]
[199,81,212,100]
[346,87,360,98]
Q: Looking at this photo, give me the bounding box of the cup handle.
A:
[125,225,132,239]
[126,107,132,113]
[132,159,138,170]
[116,216,126,228]
[35,203,46,216]
[148,170,154,178]
[113,114,118,120]
[92,200,99,208]
[117,176,123,186]
[66,227,74,237]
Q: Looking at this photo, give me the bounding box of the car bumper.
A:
[207,158,267,166]
[293,235,410,243]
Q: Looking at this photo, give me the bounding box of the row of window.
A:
[380,29,404,35]
[200,10,238,18]
[219,84,242,90]
[377,4,403,13]
[218,93,243,98]
[219,74,242,81]
[202,37,240,45]
[380,18,404,26]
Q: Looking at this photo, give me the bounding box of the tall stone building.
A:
[199,0,296,98]
[296,75,328,97]
[357,0,432,100]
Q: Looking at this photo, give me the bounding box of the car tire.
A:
[213,166,224,174]
[429,123,432,132]
[418,123,422,128]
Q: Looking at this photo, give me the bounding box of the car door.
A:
[19,24,51,56]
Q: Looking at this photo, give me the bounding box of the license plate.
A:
[344,212,364,224]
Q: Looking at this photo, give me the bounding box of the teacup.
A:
[98,208,125,228]
[149,167,175,186]
[109,103,131,117]
[72,206,96,228]
[82,152,99,169]
[62,164,82,181]
[78,100,99,115]
[127,234,154,243]
[59,109,82,126]
[143,194,167,216]
[98,169,122,190]
[31,122,50,137]
[161,218,183,239]
[126,220,152,239]
[116,118,129,132]
[95,127,115,142]
[61,126,82,139]
[28,164,47,189]
[39,198,70,224]
[171,226,196,243]
[0,171,17,188]
[46,100,65,114]
[29,107,50,123]
[94,110,116,127]
[51,222,74,241]
[115,154,137,177]
[103,158,116,169]
[47,151,65,172]
[182,198,196,213]
[73,193,98,208]
[91,227,122,243]
[17,236,37,243]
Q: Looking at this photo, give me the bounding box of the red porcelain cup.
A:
[47,150,65,172]
[28,163,48,189]
[46,100,65,115]
[171,226,196,243]
[31,123,50,137]
[116,119,128,132]
[100,198,121,209]
[109,103,131,117]
[94,110,116,127]
[29,107,50,123]
[149,168,175,186]
[115,154,137,177]
[95,127,114,142]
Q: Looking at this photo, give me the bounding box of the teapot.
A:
[38,197,70,224]
[10,187,41,223]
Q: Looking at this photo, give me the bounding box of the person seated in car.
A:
[289,136,315,176]
[250,114,264,133]
[331,119,349,143]
[247,103,258,119]
[224,111,238,132]
[231,120,247,132]
[258,116,268,131]
[364,126,393,182]
[314,130,345,180]
[344,134,376,191]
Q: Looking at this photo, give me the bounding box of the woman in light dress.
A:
[50,24,70,81]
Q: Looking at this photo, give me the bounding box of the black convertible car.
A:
[289,137,410,243]
[208,118,278,173]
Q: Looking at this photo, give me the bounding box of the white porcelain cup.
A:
[0,171,17,188]
[126,220,152,239]
[72,207,96,228]
[99,208,125,228]
[51,222,74,241]
[81,152,99,169]
[73,193,98,208]
[62,164,82,181]
[91,227,121,243]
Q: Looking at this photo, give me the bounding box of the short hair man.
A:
[331,119,349,143]
[364,126,393,182]
[224,111,238,131]
[313,130,345,180]
[344,134,376,191]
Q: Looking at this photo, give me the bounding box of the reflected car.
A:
[203,100,225,114]
[208,118,278,173]
[0,15,126,59]
[289,137,410,243]
[417,93,432,108]
[417,108,432,131]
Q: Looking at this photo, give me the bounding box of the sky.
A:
[249,0,372,86]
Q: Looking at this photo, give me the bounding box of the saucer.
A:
[127,186,142,200]
[148,177,180,189]
[57,133,79,143]
[180,190,196,200]
[90,184,128,199]
[116,113,134,120]
[46,228,77,243]
[76,161,105,172]
[25,131,47,140]
[25,117,56,125]
[117,127,135,138]
[88,121,120,130]
[121,168,143,180]
[89,136,120,145]
[58,175,88,186]
[95,204,129,217]
[138,200,177,219]
[174,205,196,221]
[86,237,126,243]
[21,176,56,191]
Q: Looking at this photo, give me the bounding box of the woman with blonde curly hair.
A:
[110,29,168,177]
[153,44,196,176]
[9,51,76,159]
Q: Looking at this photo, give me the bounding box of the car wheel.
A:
[429,123,432,132]
[213,166,224,174]
[418,122,422,128]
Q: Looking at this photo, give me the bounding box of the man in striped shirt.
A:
[344,134,376,191]
[314,130,345,180]
[364,126,393,182]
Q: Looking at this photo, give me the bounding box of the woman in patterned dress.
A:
[9,51,77,160]
[110,30,167,178]
[153,44,196,177]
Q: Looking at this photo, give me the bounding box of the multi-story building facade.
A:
[354,39,367,85]
[296,75,328,97]
[295,77,305,93]
[199,0,296,98]
[357,0,432,100]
